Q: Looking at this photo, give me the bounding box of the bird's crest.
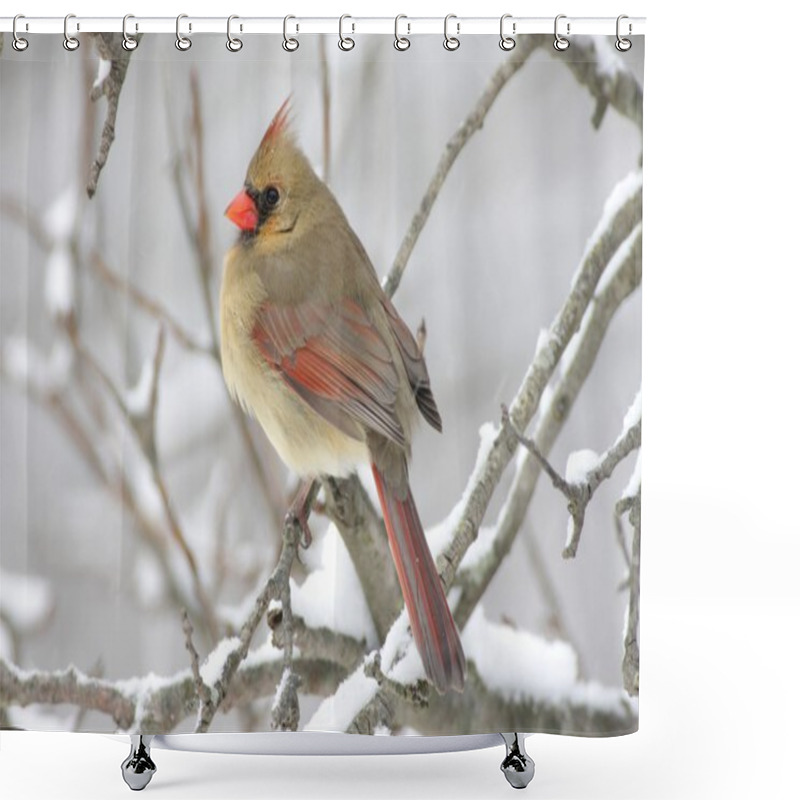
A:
[261,97,293,148]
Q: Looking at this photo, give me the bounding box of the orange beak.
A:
[225,189,258,232]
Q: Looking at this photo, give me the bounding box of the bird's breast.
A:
[220,254,368,478]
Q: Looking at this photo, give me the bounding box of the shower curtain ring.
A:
[283,15,299,52]
[443,14,460,51]
[175,14,192,51]
[338,15,355,51]
[499,14,516,51]
[616,15,632,51]
[12,15,29,52]
[122,15,138,51]
[394,15,410,51]
[553,14,570,51]
[63,14,80,51]
[227,15,243,51]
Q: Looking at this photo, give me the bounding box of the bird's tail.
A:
[371,462,466,694]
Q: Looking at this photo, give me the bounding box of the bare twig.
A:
[182,609,213,721]
[87,33,136,198]
[91,253,213,356]
[383,35,543,298]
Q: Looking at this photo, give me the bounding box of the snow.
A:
[305,662,379,732]
[44,246,74,318]
[271,667,293,714]
[425,422,499,559]
[575,169,643,287]
[93,58,111,90]
[241,638,282,668]
[566,449,600,485]
[2,336,73,394]
[622,388,642,434]
[291,523,377,645]
[0,570,54,631]
[43,187,78,241]
[463,604,577,702]
[593,35,623,81]
[124,353,156,417]
[199,636,241,692]
[596,220,643,295]
[132,551,166,608]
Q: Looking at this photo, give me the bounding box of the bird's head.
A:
[225,98,320,243]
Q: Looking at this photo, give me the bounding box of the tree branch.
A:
[555,37,644,130]
[382,34,544,298]
[323,476,402,640]
[87,33,136,198]
[505,398,641,560]
[452,194,642,628]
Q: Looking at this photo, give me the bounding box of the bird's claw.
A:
[285,510,313,549]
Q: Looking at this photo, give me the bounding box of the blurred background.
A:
[0,33,642,731]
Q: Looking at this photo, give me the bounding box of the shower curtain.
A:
[0,22,643,745]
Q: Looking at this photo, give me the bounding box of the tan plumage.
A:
[220,101,465,693]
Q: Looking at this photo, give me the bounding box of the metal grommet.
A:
[394,15,410,51]
[175,14,192,51]
[443,14,460,51]
[12,14,29,52]
[63,13,80,51]
[122,14,138,51]
[282,15,299,52]
[227,15,243,52]
[499,14,516,51]
[338,14,355,51]
[616,14,632,52]
[553,14,570,51]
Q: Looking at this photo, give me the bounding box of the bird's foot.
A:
[286,478,317,549]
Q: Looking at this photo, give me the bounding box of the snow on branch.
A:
[87,34,137,198]
[453,186,642,628]
[505,387,641,560]
[555,36,644,130]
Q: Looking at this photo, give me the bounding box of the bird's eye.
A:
[265,186,280,206]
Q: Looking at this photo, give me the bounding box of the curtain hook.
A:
[175,14,192,51]
[616,15,632,52]
[443,14,460,51]
[499,14,516,51]
[338,14,355,51]
[12,14,29,52]
[553,14,570,51]
[394,15,410,51]
[283,15,299,52]
[122,14,138,51]
[63,13,80,51]
[227,15,243,51]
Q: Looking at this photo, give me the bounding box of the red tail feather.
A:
[371,463,466,694]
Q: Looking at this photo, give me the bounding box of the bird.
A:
[219,99,465,694]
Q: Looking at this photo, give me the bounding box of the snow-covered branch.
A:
[87,33,137,198]
[323,475,402,639]
[506,388,641,560]
[618,481,641,697]
[556,37,644,130]
[452,189,642,628]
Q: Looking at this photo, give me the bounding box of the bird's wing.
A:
[379,296,442,433]
[251,298,406,447]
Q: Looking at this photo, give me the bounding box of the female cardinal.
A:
[220,100,465,694]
